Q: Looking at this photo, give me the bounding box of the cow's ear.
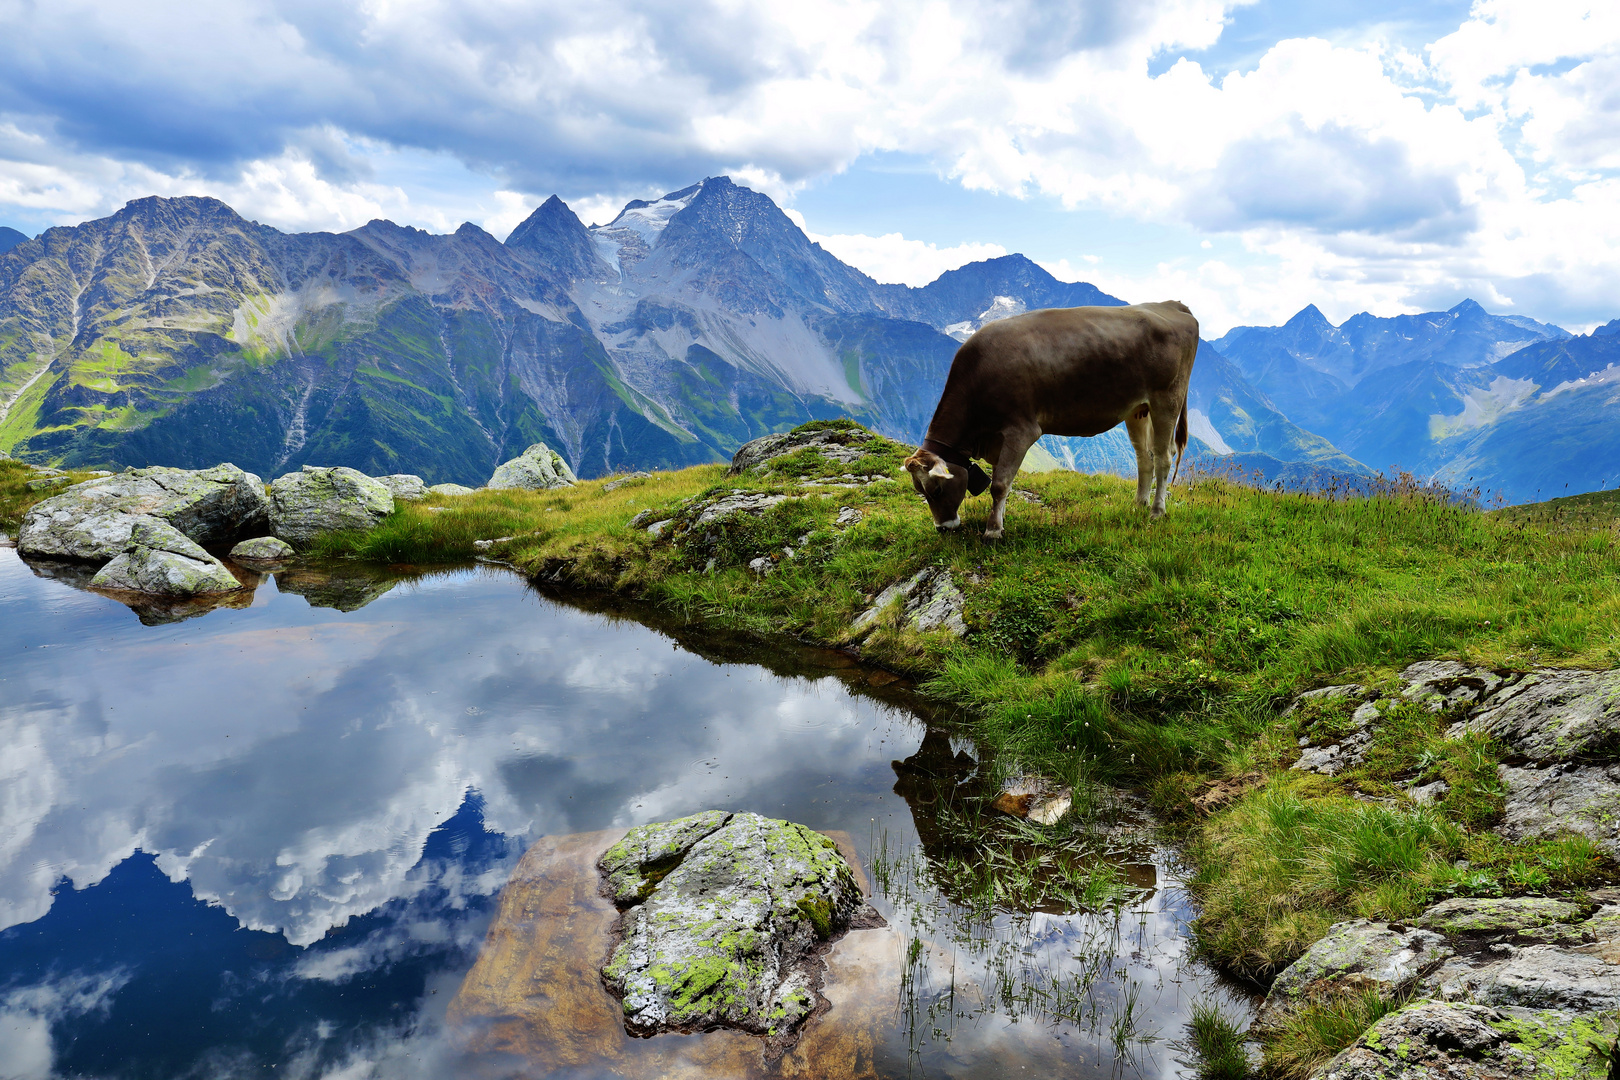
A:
[902,454,928,476]
[928,460,953,479]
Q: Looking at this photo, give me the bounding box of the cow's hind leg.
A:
[1148,400,1178,517]
[1126,406,1153,508]
[983,426,1039,540]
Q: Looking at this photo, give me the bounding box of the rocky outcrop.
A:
[1499,764,1620,857]
[599,811,876,1050]
[17,464,268,561]
[375,474,428,501]
[1451,669,1620,763]
[229,536,295,566]
[850,567,967,637]
[1314,1001,1616,1080]
[268,466,395,547]
[728,424,882,475]
[1255,920,1452,1028]
[487,443,577,490]
[89,519,242,595]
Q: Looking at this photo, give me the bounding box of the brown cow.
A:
[904,301,1198,538]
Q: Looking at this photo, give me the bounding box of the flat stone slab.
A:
[1416,897,1587,937]
[600,811,874,1050]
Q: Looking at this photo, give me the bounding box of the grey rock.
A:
[646,519,673,538]
[428,483,477,496]
[1452,669,1620,763]
[90,519,242,595]
[602,471,651,492]
[748,556,773,576]
[690,490,795,527]
[1313,1001,1613,1080]
[18,463,269,562]
[728,426,877,475]
[599,811,869,1045]
[375,474,427,501]
[835,506,863,527]
[268,466,395,547]
[1498,763,1620,857]
[1406,779,1450,804]
[851,567,967,637]
[1258,920,1452,1028]
[229,536,295,565]
[487,443,577,490]
[471,536,515,552]
[26,473,71,492]
[1440,945,1620,1012]
[1416,897,1586,937]
[1402,661,1507,711]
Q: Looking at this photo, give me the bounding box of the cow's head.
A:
[904,449,968,531]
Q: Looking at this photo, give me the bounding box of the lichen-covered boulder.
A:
[229,536,295,566]
[268,466,395,547]
[1256,920,1452,1028]
[1313,1001,1617,1080]
[487,443,576,490]
[375,474,428,501]
[428,483,477,496]
[599,811,873,1049]
[1498,763,1620,858]
[1438,945,1620,1013]
[17,463,269,561]
[90,518,242,596]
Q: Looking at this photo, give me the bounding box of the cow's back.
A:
[935,302,1197,439]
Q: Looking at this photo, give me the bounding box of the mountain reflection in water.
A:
[0,548,1249,1078]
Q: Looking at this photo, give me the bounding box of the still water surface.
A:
[0,547,1249,1078]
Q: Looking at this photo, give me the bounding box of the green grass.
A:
[0,459,104,532]
[1186,1001,1251,1080]
[1262,985,1406,1079]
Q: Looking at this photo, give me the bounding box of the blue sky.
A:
[2,0,1617,334]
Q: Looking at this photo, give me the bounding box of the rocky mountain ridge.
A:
[0,179,1360,486]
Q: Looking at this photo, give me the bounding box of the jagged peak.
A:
[1447,298,1486,317]
[1284,303,1331,329]
[506,195,590,249]
[1592,318,1620,338]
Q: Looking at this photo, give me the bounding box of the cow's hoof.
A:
[1149,507,1166,520]
[982,529,1003,541]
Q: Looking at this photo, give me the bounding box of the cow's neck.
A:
[923,407,977,459]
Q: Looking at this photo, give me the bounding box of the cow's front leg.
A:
[983,427,1038,540]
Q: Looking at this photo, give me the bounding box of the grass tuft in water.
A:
[1186,1000,1251,1080]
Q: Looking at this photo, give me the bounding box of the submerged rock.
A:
[268,466,395,547]
[487,443,576,490]
[1257,920,1452,1028]
[17,463,269,562]
[375,474,428,501]
[850,567,967,637]
[599,811,875,1049]
[229,536,295,566]
[1314,1001,1617,1080]
[90,519,242,596]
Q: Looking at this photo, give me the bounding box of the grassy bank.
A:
[9,429,1620,1072]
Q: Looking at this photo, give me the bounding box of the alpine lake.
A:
[0,544,1253,1079]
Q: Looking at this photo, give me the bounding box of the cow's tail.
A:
[1171,403,1188,485]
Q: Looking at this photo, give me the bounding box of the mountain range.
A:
[0,178,1610,502]
[1217,305,1620,502]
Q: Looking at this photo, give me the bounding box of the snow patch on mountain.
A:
[1429,376,1539,439]
[942,295,1026,342]
[606,188,700,244]
[1544,363,1620,399]
[1187,408,1233,454]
